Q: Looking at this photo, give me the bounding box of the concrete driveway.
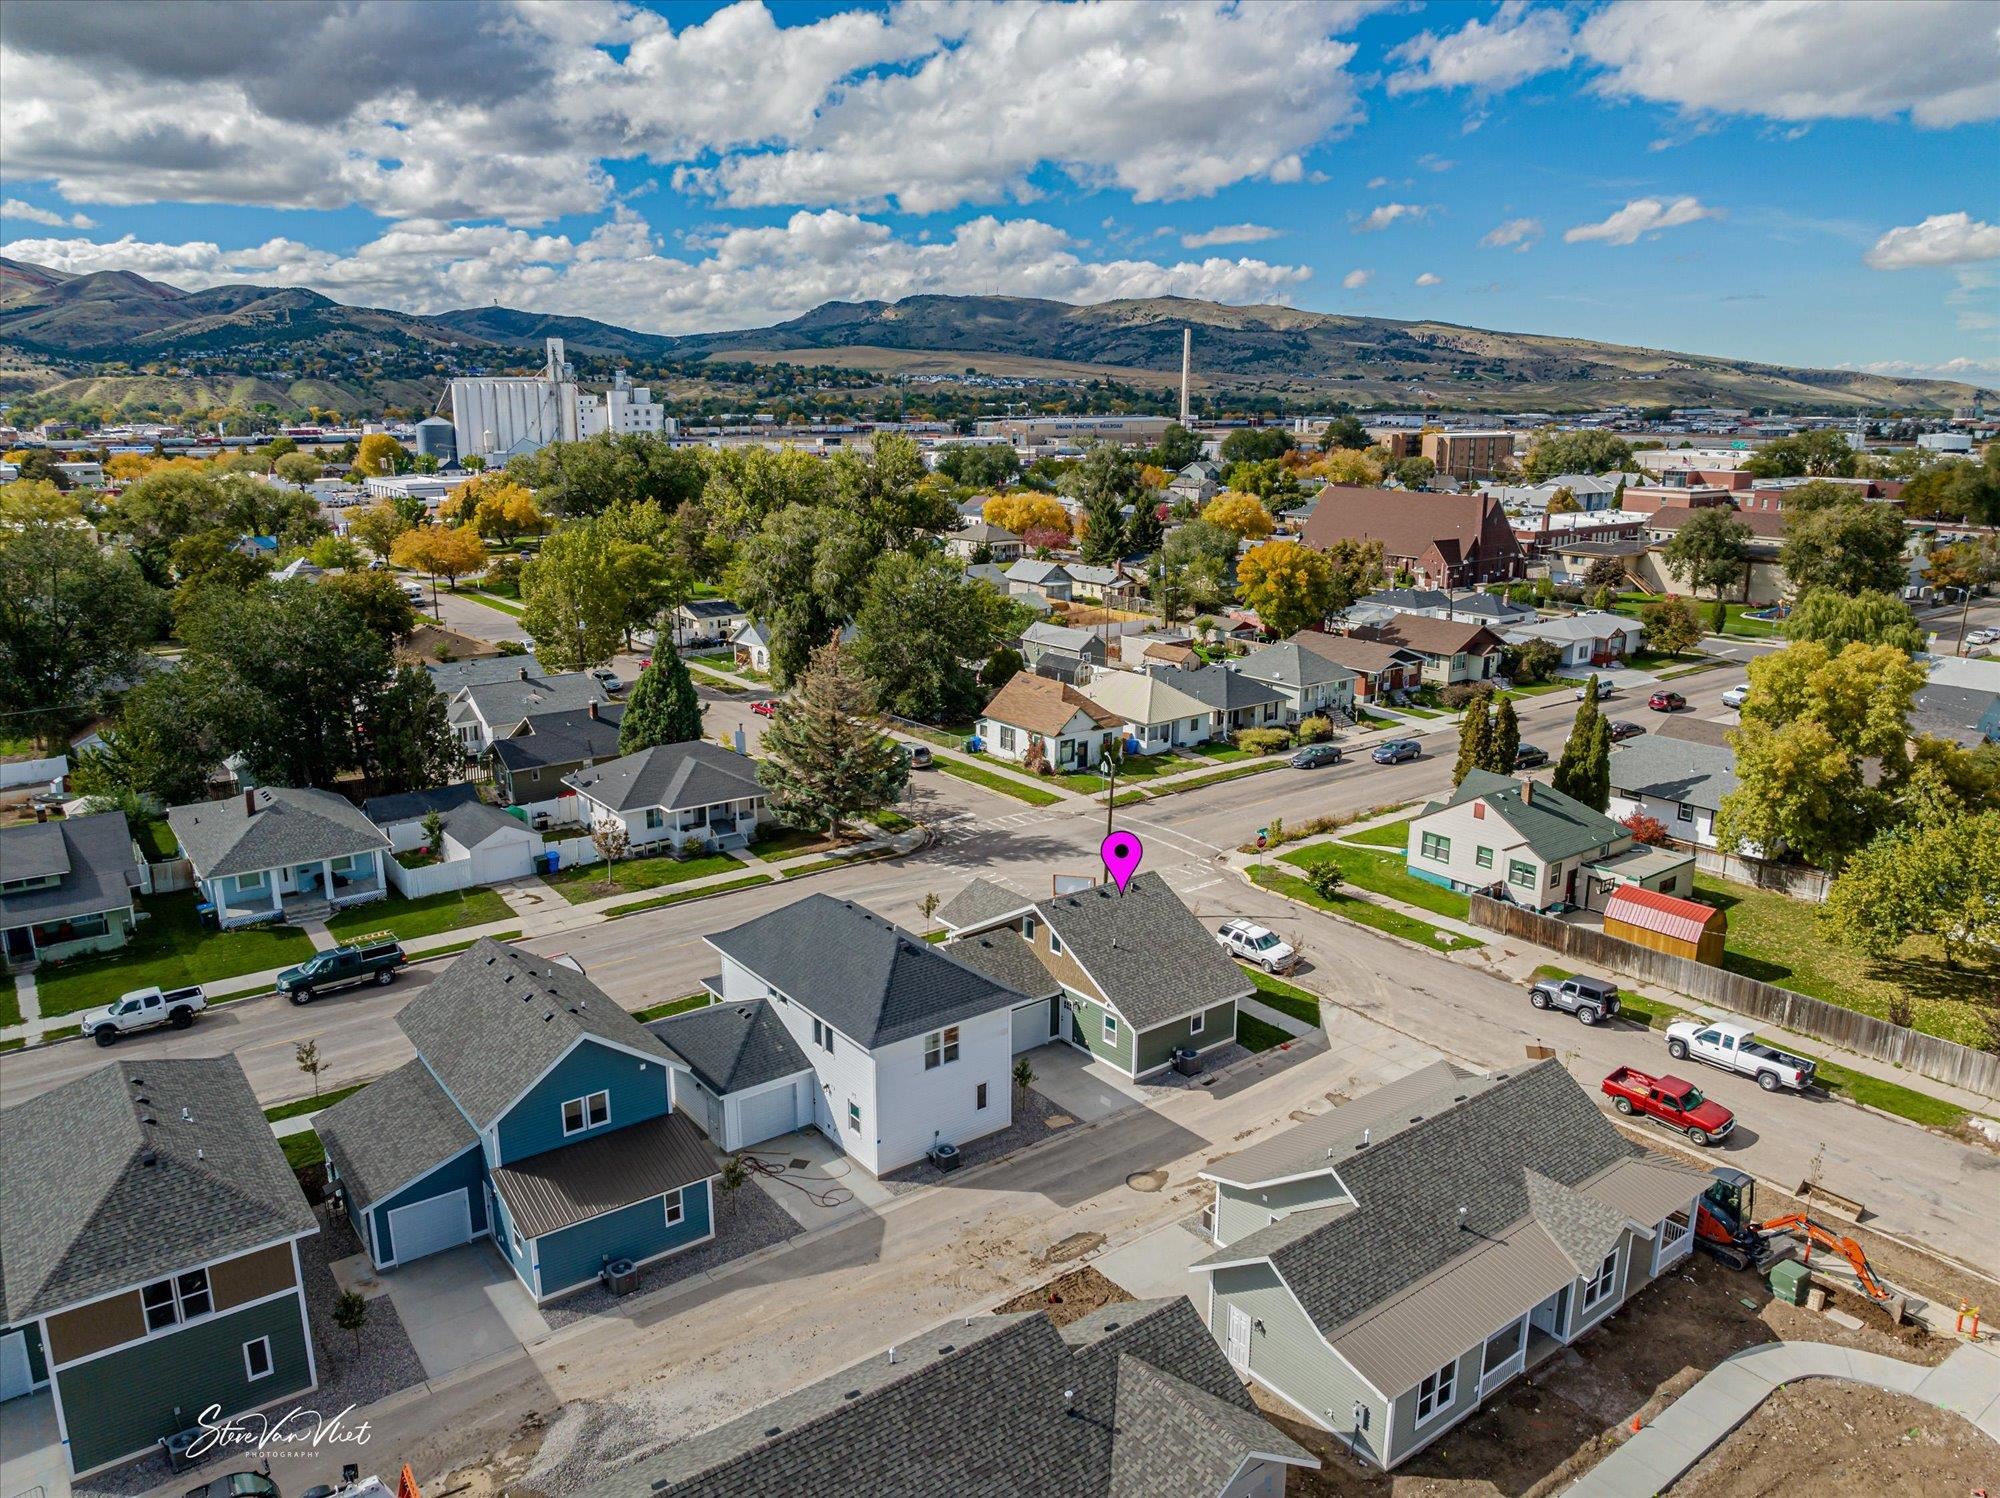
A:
[1093,1216,1216,1301]
[0,1389,68,1498]
[738,1126,899,1231]
[1024,1042,1147,1124]
[383,1243,549,1379]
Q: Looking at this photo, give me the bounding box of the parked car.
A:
[1216,918,1299,974]
[1371,739,1421,764]
[1527,974,1620,1025]
[1601,1067,1735,1146]
[1574,681,1617,702]
[275,937,407,1004]
[751,699,777,717]
[82,985,208,1046]
[184,1473,278,1498]
[1666,1020,1816,1092]
[1608,720,1645,741]
[904,743,934,769]
[590,668,624,694]
[1514,744,1550,770]
[1290,742,1343,769]
[1720,684,1751,709]
[1647,690,1687,712]
[1966,627,2000,647]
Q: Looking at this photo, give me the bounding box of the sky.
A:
[1,0,1995,388]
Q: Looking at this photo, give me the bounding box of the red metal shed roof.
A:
[1604,884,1723,944]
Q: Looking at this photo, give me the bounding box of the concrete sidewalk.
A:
[1566,1337,2000,1496]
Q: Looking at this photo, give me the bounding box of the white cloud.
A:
[1481,216,1543,251]
[1864,213,2000,271]
[1838,356,2000,388]
[1,211,1314,334]
[1181,223,1281,249]
[1388,0,1574,94]
[1415,272,1443,287]
[1564,196,1720,246]
[1,198,95,230]
[1342,268,1373,289]
[1355,202,1431,233]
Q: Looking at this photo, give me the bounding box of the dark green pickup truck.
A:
[276,934,407,1004]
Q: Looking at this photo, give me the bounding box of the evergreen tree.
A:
[1487,697,1521,774]
[1452,691,1492,788]
[754,635,910,834]
[1554,676,1602,802]
[1586,712,1613,812]
[619,647,704,754]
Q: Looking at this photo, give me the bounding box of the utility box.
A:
[1768,1259,1811,1305]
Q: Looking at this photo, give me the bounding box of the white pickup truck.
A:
[1665,1019,1815,1092]
[81,985,208,1046]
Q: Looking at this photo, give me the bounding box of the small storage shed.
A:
[1603,884,1726,966]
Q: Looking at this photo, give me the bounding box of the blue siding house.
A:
[317,940,719,1302]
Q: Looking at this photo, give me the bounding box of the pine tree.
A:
[754,634,910,835]
[1554,676,1601,802]
[618,646,705,754]
[1487,697,1520,774]
[1585,712,1613,812]
[1452,691,1492,788]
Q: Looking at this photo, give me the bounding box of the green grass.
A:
[1142,761,1286,799]
[281,1133,325,1172]
[33,892,315,1016]
[1659,661,1725,681]
[751,824,841,859]
[867,810,915,834]
[0,979,19,1029]
[466,590,525,618]
[686,666,746,693]
[265,1083,367,1122]
[1239,968,1323,1028]
[1107,790,1150,808]
[935,756,1064,805]
[1190,741,1255,763]
[546,850,748,905]
[922,930,948,944]
[1534,966,1687,1031]
[603,873,773,917]
[1279,842,1470,920]
[136,819,179,860]
[899,720,978,750]
[326,888,512,943]
[784,848,897,879]
[417,930,521,960]
[1499,678,1584,700]
[41,1024,80,1044]
[1252,868,1484,952]
[0,1036,24,1053]
[634,993,713,1022]
[1341,817,1414,848]
[1236,1012,1293,1053]
[1051,770,1111,793]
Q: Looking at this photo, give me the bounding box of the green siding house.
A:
[0,811,144,969]
[0,1058,320,1476]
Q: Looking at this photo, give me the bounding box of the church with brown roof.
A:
[1301,485,1525,588]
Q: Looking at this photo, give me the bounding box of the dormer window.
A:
[562,1090,610,1136]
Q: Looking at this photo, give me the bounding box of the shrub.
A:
[1438,682,1490,709]
[1235,728,1293,756]
[1296,715,1334,743]
[1304,863,1345,901]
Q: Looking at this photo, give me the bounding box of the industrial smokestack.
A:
[1179,328,1192,428]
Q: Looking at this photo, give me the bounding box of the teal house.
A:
[0,1058,320,1476]
[317,939,717,1303]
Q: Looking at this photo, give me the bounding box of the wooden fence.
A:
[1466,893,2000,1101]
[1690,847,1831,904]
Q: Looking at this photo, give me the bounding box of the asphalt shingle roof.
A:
[648,1000,813,1097]
[564,742,765,814]
[424,654,546,694]
[679,598,746,621]
[707,894,1026,1049]
[1425,769,1626,863]
[1033,872,1250,1029]
[1155,664,1286,713]
[1202,1061,1483,1187]
[488,704,625,774]
[314,1059,478,1211]
[397,939,677,1128]
[0,811,142,929]
[1607,735,1740,812]
[943,929,1063,1003]
[981,673,1122,736]
[360,783,484,826]
[456,671,609,729]
[1233,641,1358,691]
[0,1059,318,1322]
[167,787,389,879]
[934,877,1034,934]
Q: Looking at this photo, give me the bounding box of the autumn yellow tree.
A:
[1310,448,1386,487]
[352,433,409,478]
[348,499,411,560]
[983,491,1069,536]
[444,478,542,541]
[105,452,161,482]
[1138,463,1172,491]
[1204,491,1275,541]
[391,524,487,592]
[1236,539,1339,638]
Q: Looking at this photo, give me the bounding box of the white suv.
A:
[1216,919,1298,973]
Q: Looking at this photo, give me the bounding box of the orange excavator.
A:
[1692,1168,1892,1300]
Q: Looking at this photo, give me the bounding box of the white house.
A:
[1606,734,1741,852]
[446,669,610,754]
[361,784,543,893]
[1407,771,1646,913]
[1080,668,1214,753]
[671,598,748,648]
[976,672,1121,772]
[564,742,767,854]
[167,787,390,927]
[945,522,1025,562]
[706,895,1025,1175]
[1232,641,1359,723]
[1003,560,1075,603]
[1499,614,1646,671]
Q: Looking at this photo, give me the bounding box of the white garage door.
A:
[0,1329,34,1402]
[735,1081,802,1148]
[471,838,535,886]
[1012,999,1055,1054]
[387,1190,474,1265]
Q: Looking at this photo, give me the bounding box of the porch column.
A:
[322,858,335,903]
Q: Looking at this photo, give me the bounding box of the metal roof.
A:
[1603,884,1724,944]
[490,1109,716,1239]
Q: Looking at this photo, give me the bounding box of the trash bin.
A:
[1173,1047,1201,1077]
[540,850,561,876]
[1768,1259,1811,1305]
[195,900,219,930]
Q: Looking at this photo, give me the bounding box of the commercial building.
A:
[451,340,674,463]
[1422,429,1515,481]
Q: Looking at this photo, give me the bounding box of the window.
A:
[1420,832,1450,862]
[1414,1358,1457,1424]
[1676,802,1695,824]
[645,808,665,830]
[663,1188,685,1227]
[976,1082,989,1111]
[141,1268,213,1332]
[811,1017,824,1048]
[1103,1013,1119,1045]
[1508,860,1536,889]
[562,1090,610,1136]
[1582,1249,1618,1310]
[847,1100,861,1133]
[998,726,1017,753]
[1049,931,1064,956]
[1475,845,1493,869]
[1190,1011,1205,1037]
[1548,865,1561,885]
[511,1227,523,1254]
[1022,915,1038,943]
[924,1026,961,1069]
[243,1336,274,1381]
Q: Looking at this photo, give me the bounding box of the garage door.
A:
[386,1190,474,1265]
[0,1329,33,1402]
[735,1081,801,1148]
[1012,999,1055,1054]
[471,839,535,886]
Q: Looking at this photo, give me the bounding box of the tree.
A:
[1063,443,1140,565]
[1821,811,2000,967]
[1204,491,1276,542]
[1641,597,1703,657]
[1545,486,1581,515]
[1521,431,1634,482]
[980,645,1023,691]
[619,648,705,753]
[321,571,418,642]
[1925,538,2000,654]
[853,551,1008,722]
[1318,414,1370,452]
[1151,423,1203,471]
[755,635,909,834]
[1504,638,1562,684]
[1582,554,1630,591]
[308,534,363,571]
[332,1290,369,1356]
[1315,448,1385,487]
[0,478,81,523]
[1780,500,1910,597]
[1554,677,1608,810]
[829,434,954,550]
[1155,520,1237,624]
[1304,863,1345,901]
[1316,537,1387,613]
[360,664,459,793]
[390,524,486,595]
[1779,588,1924,653]
[733,503,873,684]
[1392,455,1437,490]
[1122,496,1166,556]
[351,433,409,478]
[1237,540,1339,638]
[1662,506,1752,625]
[273,452,325,485]
[1901,452,2000,526]
[935,444,1020,488]
[295,1039,325,1098]
[520,521,629,671]
[1744,429,1857,479]
[1621,810,1672,845]
[445,477,542,541]
[1453,691,1493,788]
[348,499,412,561]
[1219,428,1292,466]
[1224,457,1289,501]
[597,500,692,646]
[1077,488,1128,564]
[1488,698,1521,776]
[984,492,1069,537]
[590,818,629,867]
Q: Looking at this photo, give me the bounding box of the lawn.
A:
[1694,874,1998,1049]
[1251,868,1484,953]
[34,893,315,1016]
[686,666,746,693]
[281,1133,325,1172]
[265,1083,367,1122]
[1279,841,1471,920]
[751,823,842,859]
[1189,741,1255,763]
[1239,967,1323,1029]
[416,930,521,960]
[1341,817,1414,848]
[603,872,774,917]
[899,720,978,751]
[934,755,1064,806]
[326,888,512,943]
[545,850,747,905]
[0,981,19,1029]
[784,848,897,879]
[634,993,713,1022]
[1051,770,1112,794]
[1142,761,1286,799]
[1236,1012,1293,1053]
[136,819,179,860]
[867,810,915,834]
[467,590,525,618]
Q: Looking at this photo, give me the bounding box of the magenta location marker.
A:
[1101,831,1145,893]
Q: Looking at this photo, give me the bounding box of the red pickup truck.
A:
[1602,1067,1736,1147]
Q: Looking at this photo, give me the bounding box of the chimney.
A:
[518,665,530,681]
[1520,780,1533,805]
[587,700,599,721]
[244,787,257,816]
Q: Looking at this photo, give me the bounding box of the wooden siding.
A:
[210,1243,297,1312]
[494,1038,671,1165]
[44,1291,145,1367]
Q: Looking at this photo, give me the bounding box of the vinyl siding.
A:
[531,1180,714,1299]
[1214,1176,1347,1248]
[1386,1344,1482,1466]
[1064,988,1135,1073]
[491,1188,537,1295]
[869,1012,1013,1173]
[494,1038,671,1165]
[1209,1263,1389,1467]
[55,1293,310,1474]
[368,1144,490,1265]
[1135,999,1238,1076]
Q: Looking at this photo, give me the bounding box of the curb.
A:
[1232,862,1489,961]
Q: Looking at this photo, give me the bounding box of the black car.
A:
[1514,744,1549,770]
[1608,720,1645,741]
[1371,739,1421,764]
[1290,742,1342,769]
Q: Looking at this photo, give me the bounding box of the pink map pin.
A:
[1101,831,1144,893]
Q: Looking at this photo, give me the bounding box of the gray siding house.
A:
[1191,1060,1705,1470]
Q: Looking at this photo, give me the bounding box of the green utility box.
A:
[1768,1259,1811,1305]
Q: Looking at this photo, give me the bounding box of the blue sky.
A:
[1,0,1994,386]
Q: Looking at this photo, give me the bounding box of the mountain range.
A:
[0,255,1978,415]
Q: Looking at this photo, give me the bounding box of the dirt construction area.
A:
[994,1265,1135,1328]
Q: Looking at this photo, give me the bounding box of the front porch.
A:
[210,851,388,927]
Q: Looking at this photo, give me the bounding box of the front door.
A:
[1048,995,1062,1040]
[3,927,32,962]
[1225,1306,1252,1370]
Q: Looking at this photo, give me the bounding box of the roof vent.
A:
[1101,1322,1118,1332]
[1454,1094,1467,1102]
[1362,1127,1371,1146]
[763,1426,782,1437]
[544,1013,555,1023]
[503,973,514,982]
[1410,1115,1423,1123]
[485,955,496,965]
[938,1344,955,1354]
[197,1148,205,1161]
[181,1107,194,1123]
[1457,1205,1469,1229]
[843,1390,860,1400]
[140,1147,157,1166]
[887,1346,897,1365]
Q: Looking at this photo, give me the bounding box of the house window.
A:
[1023,915,1038,943]
[1548,864,1562,885]
[645,808,665,830]
[1475,845,1494,869]
[847,1100,861,1132]
[1676,802,1695,824]
[1420,832,1451,862]
[811,1017,824,1047]
[512,1227,523,1255]
[663,1188,685,1227]
[1582,1248,1619,1310]
[1049,931,1064,956]
[141,1268,213,1331]
[818,1021,834,1055]
[998,726,1018,753]
[924,1026,961,1069]
[1414,1358,1457,1425]
[562,1090,610,1136]
[1508,860,1537,888]
[976,1082,989,1111]
[1190,1011,1205,1037]
[243,1336,274,1381]
[1103,1013,1119,1045]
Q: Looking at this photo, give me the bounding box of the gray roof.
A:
[1154,664,1286,714]
[1232,641,1358,692]
[955,522,1021,545]
[707,895,1026,1049]
[455,671,609,729]
[1911,683,2000,748]
[943,929,1063,1003]
[425,653,545,693]
[397,939,678,1128]
[1523,1168,1634,1275]
[1424,769,1625,863]
[580,1297,1309,1498]
[564,742,765,814]
[1022,621,1103,655]
[1607,735,1740,812]
[491,1109,716,1239]
[649,1000,813,1097]
[167,786,389,879]
[315,1059,478,1211]
[1203,1061,1481,1187]
[679,598,746,620]
[0,1059,318,1322]
[1034,872,1250,1029]
[489,704,625,774]
[1654,715,1733,748]
[0,811,142,929]
[934,877,1035,934]
[361,782,484,826]
[1006,560,1072,586]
